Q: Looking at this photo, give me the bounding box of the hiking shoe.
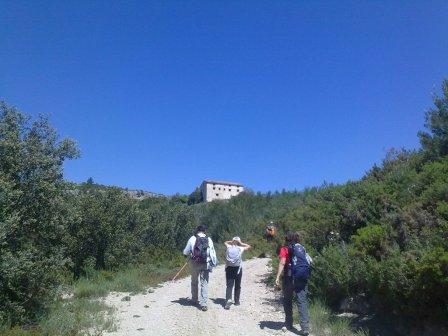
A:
[234,301,240,306]
[200,306,208,311]
[224,300,232,310]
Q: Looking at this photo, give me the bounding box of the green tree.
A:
[0,102,79,325]
[187,187,203,205]
[69,186,143,275]
[419,79,448,158]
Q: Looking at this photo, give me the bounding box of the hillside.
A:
[70,180,165,200]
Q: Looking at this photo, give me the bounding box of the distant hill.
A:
[70,180,165,200]
[122,188,165,200]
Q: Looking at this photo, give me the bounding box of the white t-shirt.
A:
[183,233,217,269]
[183,233,214,256]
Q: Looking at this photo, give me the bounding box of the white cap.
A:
[232,236,241,243]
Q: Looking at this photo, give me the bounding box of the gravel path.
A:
[104,258,297,336]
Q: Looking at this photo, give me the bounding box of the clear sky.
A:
[1,1,447,195]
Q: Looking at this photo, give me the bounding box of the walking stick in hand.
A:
[172,261,188,282]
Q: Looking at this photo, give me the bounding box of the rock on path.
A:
[105,258,295,336]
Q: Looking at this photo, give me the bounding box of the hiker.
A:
[183,225,217,311]
[265,221,276,242]
[274,231,312,335]
[223,237,251,309]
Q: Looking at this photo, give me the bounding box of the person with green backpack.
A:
[223,237,251,310]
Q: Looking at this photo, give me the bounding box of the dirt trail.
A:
[104,258,296,336]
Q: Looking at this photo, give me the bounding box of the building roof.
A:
[202,179,244,187]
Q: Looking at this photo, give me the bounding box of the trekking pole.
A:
[172,261,188,282]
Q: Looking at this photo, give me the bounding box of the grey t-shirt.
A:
[225,245,244,267]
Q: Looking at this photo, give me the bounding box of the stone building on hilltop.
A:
[200,179,244,202]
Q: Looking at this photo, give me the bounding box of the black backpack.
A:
[192,235,209,263]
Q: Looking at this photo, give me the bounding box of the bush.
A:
[366,249,415,313]
[351,224,393,259]
[307,300,367,336]
[73,256,187,299]
[0,328,43,336]
[40,299,116,336]
[309,244,366,307]
[413,247,448,319]
[308,300,331,335]
[74,277,110,298]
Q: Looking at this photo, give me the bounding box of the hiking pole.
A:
[172,261,188,282]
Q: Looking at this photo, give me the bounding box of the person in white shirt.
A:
[183,225,217,311]
[223,237,251,310]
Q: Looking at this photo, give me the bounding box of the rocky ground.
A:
[104,258,302,336]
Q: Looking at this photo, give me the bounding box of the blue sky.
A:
[1,1,447,195]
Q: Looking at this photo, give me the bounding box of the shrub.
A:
[0,328,44,336]
[310,244,359,307]
[309,300,330,335]
[307,300,366,336]
[366,249,414,313]
[413,247,448,319]
[351,224,392,259]
[329,317,352,336]
[73,277,110,298]
[40,299,116,336]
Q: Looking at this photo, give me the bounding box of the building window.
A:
[213,187,216,190]
[215,193,219,197]
[219,188,221,190]
[237,189,240,192]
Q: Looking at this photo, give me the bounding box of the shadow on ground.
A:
[259,320,284,331]
[211,297,226,307]
[259,321,300,334]
[170,297,198,308]
[261,296,281,306]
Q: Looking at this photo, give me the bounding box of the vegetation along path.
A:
[105,258,292,336]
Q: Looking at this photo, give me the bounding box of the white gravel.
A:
[104,258,298,336]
